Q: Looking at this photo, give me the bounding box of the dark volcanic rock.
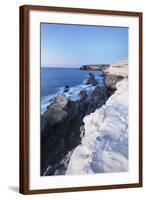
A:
[63,85,69,93]
[85,73,98,86]
[41,86,108,175]
[92,85,107,101]
[41,115,47,132]
[104,74,123,90]
[78,90,87,100]
[104,74,124,96]
[41,95,82,175]
[77,85,107,116]
[41,73,116,176]
[86,86,107,113]
[80,64,110,70]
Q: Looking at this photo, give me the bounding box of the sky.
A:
[41,23,128,68]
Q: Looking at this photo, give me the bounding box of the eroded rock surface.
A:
[41,74,108,176]
[85,73,98,86]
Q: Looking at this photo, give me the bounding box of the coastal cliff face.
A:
[41,60,128,176]
[41,96,83,175]
[80,64,110,71]
[103,60,128,95]
[66,60,128,174]
[66,78,128,174]
[41,73,108,176]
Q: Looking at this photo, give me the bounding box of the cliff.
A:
[41,73,108,176]
[80,64,110,71]
[104,60,128,77]
[41,60,128,175]
[66,60,128,174]
[66,78,128,174]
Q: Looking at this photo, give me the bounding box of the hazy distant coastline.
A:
[80,64,110,71]
[41,64,110,71]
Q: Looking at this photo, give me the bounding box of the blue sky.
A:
[41,23,128,67]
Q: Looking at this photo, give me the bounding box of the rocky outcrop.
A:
[103,60,128,95]
[63,85,69,93]
[80,64,110,71]
[41,59,128,176]
[41,95,82,175]
[66,78,128,175]
[104,74,124,96]
[66,60,128,175]
[78,90,87,100]
[41,74,108,176]
[43,95,76,126]
[77,86,107,116]
[85,73,98,86]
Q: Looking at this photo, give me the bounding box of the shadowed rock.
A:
[105,74,123,90]
[78,90,87,100]
[41,95,81,175]
[80,64,110,71]
[41,73,114,176]
[63,85,69,93]
[44,95,69,125]
[85,73,98,86]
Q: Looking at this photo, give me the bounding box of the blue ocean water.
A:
[41,67,104,113]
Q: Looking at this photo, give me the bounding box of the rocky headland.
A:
[67,60,128,174]
[80,64,110,71]
[41,60,128,176]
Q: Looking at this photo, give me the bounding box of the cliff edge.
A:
[66,60,128,174]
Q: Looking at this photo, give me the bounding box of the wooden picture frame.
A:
[20,5,143,194]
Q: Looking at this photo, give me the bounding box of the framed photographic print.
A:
[20,5,143,194]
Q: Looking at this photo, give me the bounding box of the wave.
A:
[41,75,104,114]
[41,84,94,114]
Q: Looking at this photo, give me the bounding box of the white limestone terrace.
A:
[66,60,128,175]
[104,60,128,77]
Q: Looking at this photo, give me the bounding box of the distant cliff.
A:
[80,64,110,71]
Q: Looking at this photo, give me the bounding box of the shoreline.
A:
[66,78,128,175]
[67,60,128,174]
[41,60,128,176]
[41,71,109,175]
[41,70,104,114]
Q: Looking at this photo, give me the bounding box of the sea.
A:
[41,67,104,114]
